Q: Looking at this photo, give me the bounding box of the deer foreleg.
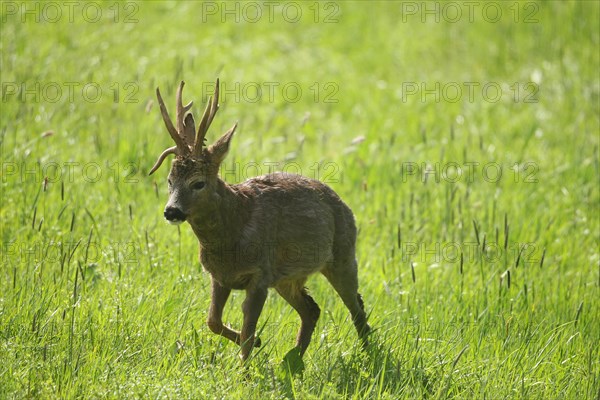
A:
[240,286,268,361]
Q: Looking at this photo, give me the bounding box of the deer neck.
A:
[188,179,248,249]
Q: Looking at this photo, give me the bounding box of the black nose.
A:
[164,207,186,221]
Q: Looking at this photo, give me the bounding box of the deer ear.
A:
[206,123,238,166]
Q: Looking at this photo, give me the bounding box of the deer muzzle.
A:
[164,206,187,225]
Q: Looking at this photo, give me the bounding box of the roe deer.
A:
[149,79,370,361]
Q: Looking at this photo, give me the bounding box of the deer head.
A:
[149,79,237,225]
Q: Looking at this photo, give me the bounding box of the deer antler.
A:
[148,145,177,175]
[156,84,187,153]
[149,79,224,175]
[150,81,194,175]
[194,78,220,157]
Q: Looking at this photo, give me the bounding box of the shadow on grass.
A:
[276,332,436,398]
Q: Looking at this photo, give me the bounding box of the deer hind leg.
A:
[323,259,371,345]
[206,277,262,348]
[275,280,321,356]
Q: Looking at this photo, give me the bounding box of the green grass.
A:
[1,1,598,398]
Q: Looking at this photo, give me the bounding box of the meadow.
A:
[1,1,598,398]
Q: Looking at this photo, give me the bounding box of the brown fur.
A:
[151,80,370,361]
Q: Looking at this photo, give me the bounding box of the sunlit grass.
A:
[1,1,598,398]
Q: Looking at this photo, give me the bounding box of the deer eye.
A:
[191,181,205,190]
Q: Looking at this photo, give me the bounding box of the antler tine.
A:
[148,146,177,175]
[195,99,211,150]
[176,81,194,145]
[156,86,187,152]
[183,113,196,148]
[194,78,220,156]
[206,78,220,128]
